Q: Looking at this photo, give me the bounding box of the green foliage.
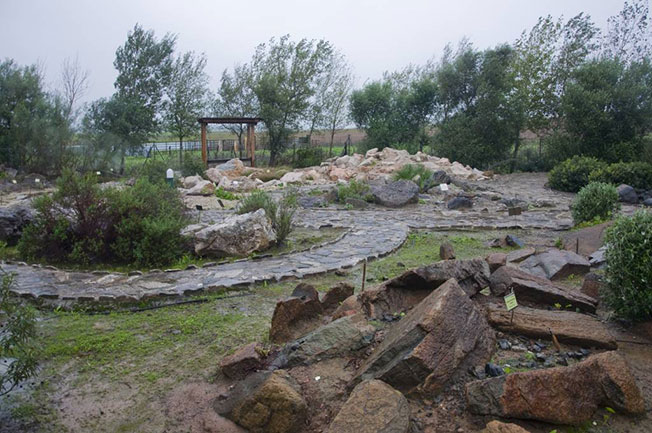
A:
[127,158,170,185]
[236,190,297,243]
[571,182,620,225]
[0,271,38,396]
[293,147,324,168]
[18,170,187,267]
[180,153,206,177]
[604,211,652,321]
[215,187,239,200]
[548,156,608,192]
[589,161,652,190]
[337,179,372,203]
[393,164,432,191]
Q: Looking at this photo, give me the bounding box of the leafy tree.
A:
[112,24,176,172]
[249,35,334,165]
[164,51,209,165]
[602,0,652,63]
[0,270,38,396]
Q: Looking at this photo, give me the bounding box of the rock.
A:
[519,248,590,281]
[506,247,535,264]
[214,370,307,433]
[353,279,495,394]
[581,272,604,300]
[290,283,319,301]
[283,314,375,367]
[360,259,491,319]
[617,184,638,204]
[370,180,419,207]
[326,380,410,433]
[589,246,607,268]
[297,196,328,208]
[269,289,324,344]
[644,197,652,207]
[332,294,362,320]
[486,305,617,349]
[486,253,507,272]
[279,171,305,184]
[204,167,228,184]
[562,222,611,257]
[191,209,276,257]
[344,197,369,209]
[218,176,258,193]
[182,175,204,189]
[485,363,504,377]
[497,339,511,350]
[439,242,456,260]
[0,204,33,245]
[425,170,452,188]
[489,266,597,313]
[215,159,245,178]
[321,282,354,312]
[185,179,216,196]
[328,166,353,181]
[466,351,645,425]
[482,420,531,433]
[220,343,265,379]
[505,234,524,248]
[447,196,473,210]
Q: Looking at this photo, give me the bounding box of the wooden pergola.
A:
[198,117,262,167]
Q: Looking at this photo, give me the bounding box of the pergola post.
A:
[200,121,207,166]
[247,123,256,167]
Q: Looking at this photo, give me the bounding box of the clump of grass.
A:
[392,164,432,191]
[237,190,297,244]
[215,187,239,200]
[337,179,373,203]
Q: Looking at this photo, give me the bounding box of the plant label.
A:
[504,292,518,311]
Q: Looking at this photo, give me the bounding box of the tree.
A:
[214,64,259,155]
[249,35,334,165]
[59,55,89,124]
[602,0,652,63]
[164,51,209,165]
[112,24,175,172]
[321,57,354,157]
[0,270,38,396]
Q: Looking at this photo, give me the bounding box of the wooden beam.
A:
[247,123,256,167]
[200,122,207,166]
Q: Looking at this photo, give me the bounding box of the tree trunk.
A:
[329,127,336,158]
[179,137,183,166]
[509,135,520,173]
[119,148,126,175]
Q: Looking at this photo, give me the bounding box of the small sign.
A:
[504,292,518,311]
[439,183,449,191]
[34,178,40,183]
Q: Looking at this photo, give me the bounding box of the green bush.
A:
[180,154,206,177]
[236,190,296,244]
[571,182,620,225]
[548,156,608,192]
[337,179,373,203]
[127,158,170,185]
[18,171,187,267]
[603,211,652,321]
[589,161,652,190]
[393,164,432,191]
[293,147,324,168]
[215,187,239,201]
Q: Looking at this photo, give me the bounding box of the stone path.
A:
[3,173,578,303]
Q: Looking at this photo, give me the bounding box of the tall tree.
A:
[59,55,89,124]
[112,24,175,172]
[164,51,209,164]
[602,0,652,63]
[320,54,354,156]
[249,35,334,165]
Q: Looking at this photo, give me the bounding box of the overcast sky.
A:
[0,0,628,104]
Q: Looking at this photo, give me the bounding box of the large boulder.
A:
[219,176,259,193]
[0,203,33,245]
[353,279,494,394]
[482,421,531,433]
[189,209,276,257]
[214,370,307,433]
[489,266,597,313]
[360,259,490,319]
[220,342,265,379]
[282,314,375,367]
[269,284,325,344]
[370,180,419,207]
[215,159,245,178]
[617,184,638,204]
[466,352,645,425]
[486,305,617,349]
[185,179,216,196]
[326,380,410,433]
[204,167,228,184]
[518,248,590,280]
[182,175,204,189]
[561,222,611,257]
[321,282,354,313]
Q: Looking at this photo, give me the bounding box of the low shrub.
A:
[294,147,324,168]
[589,161,652,190]
[548,156,608,192]
[215,187,239,201]
[603,210,652,321]
[393,164,432,191]
[127,158,170,185]
[337,179,373,203]
[571,182,620,225]
[180,154,206,177]
[18,171,187,267]
[236,190,297,244]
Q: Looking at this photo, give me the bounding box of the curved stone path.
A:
[3,173,576,303]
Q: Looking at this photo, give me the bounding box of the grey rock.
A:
[644,198,652,207]
[485,363,504,377]
[439,242,456,260]
[297,195,328,208]
[447,196,473,210]
[0,203,33,245]
[370,180,419,207]
[519,248,590,280]
[505,234,525,248]
[425,170,452,188]
[345,197,370,209]
[617,184,638,204]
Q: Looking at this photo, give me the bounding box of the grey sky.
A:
[1,0,626,105]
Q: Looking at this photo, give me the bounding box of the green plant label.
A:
[504,292,518,311]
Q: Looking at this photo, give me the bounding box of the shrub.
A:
[236,190,296,244]
[393,164,432,191]
[571,182,620,225]
[603,211,652,321]
[589,161,652,190]
[294,147,324,168]
[18,171,187,267]
[127,158,170,185]
[180,153,206,177]
[215,187,239,201]
[548,156,608,192]
[337,179,373,203]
